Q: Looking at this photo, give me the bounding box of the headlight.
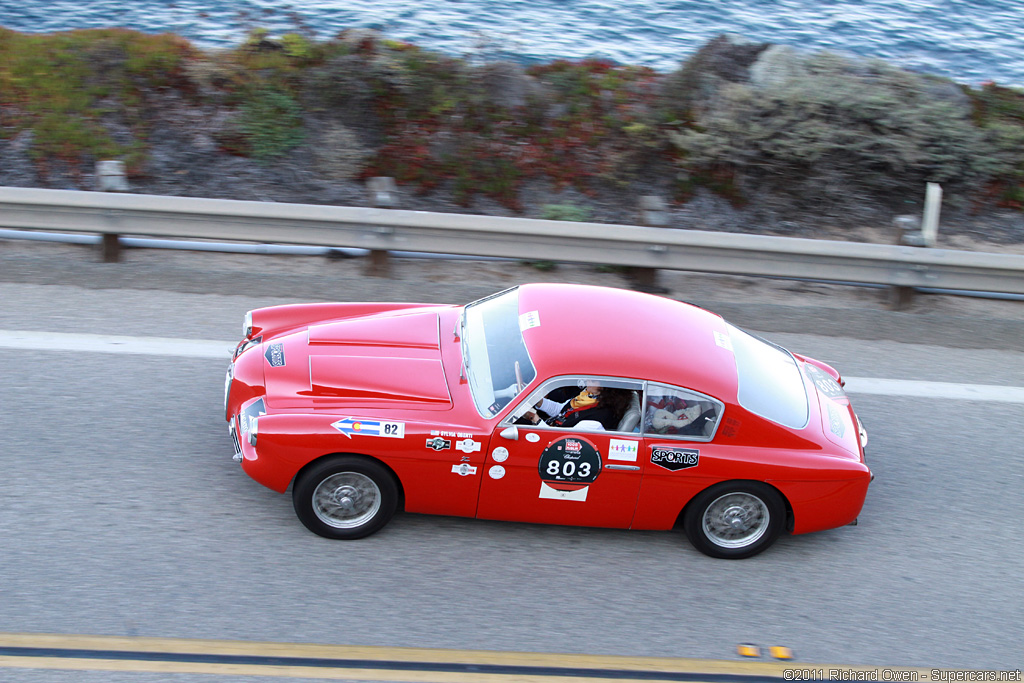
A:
[247,415,258,446]
[243,311,253,338]
[224,365,233,418]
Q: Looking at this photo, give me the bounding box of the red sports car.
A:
[224,284,871,559]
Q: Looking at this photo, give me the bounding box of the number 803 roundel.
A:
[538,437,601,484]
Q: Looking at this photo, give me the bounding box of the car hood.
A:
[263,309,453,411]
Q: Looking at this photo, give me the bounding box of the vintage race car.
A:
[224,283,871,559]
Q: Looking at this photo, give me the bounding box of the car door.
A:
[632,382,727,530]
[475,376,645,528]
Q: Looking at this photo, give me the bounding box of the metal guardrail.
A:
[1,186,1024,295]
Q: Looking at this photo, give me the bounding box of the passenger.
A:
[524,380,633,431]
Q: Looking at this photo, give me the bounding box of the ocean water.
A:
[1,0,1022,86]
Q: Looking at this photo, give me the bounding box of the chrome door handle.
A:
[605,464,640,471]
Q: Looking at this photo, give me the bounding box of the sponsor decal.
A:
[538,436,601,484]
[608,439,639,462]
[451,463,478,476]
[331,418,405,439]
[539,481,588,502]
[239,398,266,436]
[426,437,451,451]
[827,402,847,438]
[525,433,540,443]
[430,429,473,438]
[264,342,286,367]
[518,310,541,331]
[650,446,700,471]
[456,438,482,453]
[713,330,734,351]
[491,447,509,463]
[488,465,506,479]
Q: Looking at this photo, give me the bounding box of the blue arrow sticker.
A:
[331,417,406,439]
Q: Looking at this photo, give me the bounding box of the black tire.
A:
[683,481,785,559]
[292,455,398,540]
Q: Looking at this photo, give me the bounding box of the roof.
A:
[517,283,739,401]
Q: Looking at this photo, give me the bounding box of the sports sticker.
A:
[491,447,509,463]
[650,446,700,471]
[426,437,451,451]
[538,437,601,484]
[608,439,639,462]
[518,310,541,331]
[451,463,478,476]
[456,438,482,453]
[713,330,733,352]
[264,342,286,367]
[489,465,506,479]
[331,418,405,439]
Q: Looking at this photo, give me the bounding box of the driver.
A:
[523,380,632,431]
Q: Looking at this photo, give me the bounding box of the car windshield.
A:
[461,288,537,417]
[727,323,809,429]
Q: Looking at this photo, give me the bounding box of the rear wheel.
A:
[684,481,785,559]
[293,456,398,539]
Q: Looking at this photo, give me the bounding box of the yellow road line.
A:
[0,632,934,682]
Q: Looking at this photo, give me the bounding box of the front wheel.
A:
[293,456,398,539]
[683,481,785,559]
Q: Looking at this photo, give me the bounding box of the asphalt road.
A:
[1,243,1022,678]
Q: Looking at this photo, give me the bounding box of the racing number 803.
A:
[546,460,591,478]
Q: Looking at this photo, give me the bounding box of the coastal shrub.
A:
[0,28,191,165]
[967,83,1024,206]
[239,87,306,159]
[668,50,992,206]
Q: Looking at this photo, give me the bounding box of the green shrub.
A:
[239,87,305,159]
[541,204,592,221]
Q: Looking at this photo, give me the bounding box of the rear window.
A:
[727,324,808,429]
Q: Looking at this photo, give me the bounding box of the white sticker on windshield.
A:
[519,310,541,331]
[714,330,734,351]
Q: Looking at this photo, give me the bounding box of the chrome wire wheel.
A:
[312,472,382,529]
[701,492,770,549]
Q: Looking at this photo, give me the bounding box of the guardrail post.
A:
[889,184,942,309]
[627,195,668,293]
[101,233,121,263]
[365,177,397,277]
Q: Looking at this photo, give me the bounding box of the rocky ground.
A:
[4,114,1024,255]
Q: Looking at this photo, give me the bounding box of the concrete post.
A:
[96,160,128,262]
[921,182,942,248]
[627,196,668,293]
[365,177,397,277]
[889,184,942,309]
[96,160,129,192]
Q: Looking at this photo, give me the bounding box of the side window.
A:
[643,383,723,441]
[506,376,643,433]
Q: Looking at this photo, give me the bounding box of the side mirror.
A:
[499,426,518,441]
